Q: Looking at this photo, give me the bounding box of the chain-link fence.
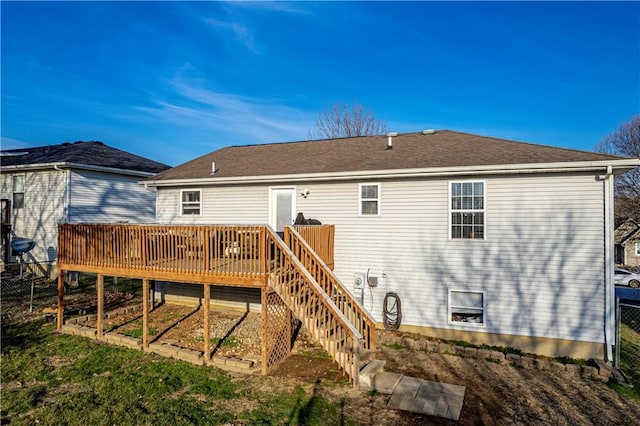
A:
[1,268,143,324]
[1,268,57,322]
[615,298,640,387]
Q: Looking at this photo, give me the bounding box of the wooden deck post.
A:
[261,287,267,375]
[203,283,210,364]
[56,270,65,329]
[96,274,104,339]
[204,229,211,271]
[259,227,266,274]
[148,280,153,312]
[142,278,149,348]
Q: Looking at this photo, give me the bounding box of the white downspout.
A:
[603,165,614,361]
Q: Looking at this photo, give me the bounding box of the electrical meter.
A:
[354,272,366,289]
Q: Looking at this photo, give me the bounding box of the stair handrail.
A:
[284,226,377,351]
[264,226,364,386]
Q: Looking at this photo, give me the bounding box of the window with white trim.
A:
[450,181,484,239]
[636,242,640,256]
[12,175,24,209]
[359,183,379,216]
[449,290,485,326]
[180,190,201,215]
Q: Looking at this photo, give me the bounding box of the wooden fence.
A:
[293,225,334,270]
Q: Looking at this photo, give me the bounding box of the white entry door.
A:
[270,187,296,232]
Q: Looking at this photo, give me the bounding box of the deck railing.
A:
[265,226,364,386]
[284,226,376,352]
[293,225,334,270]
[58,224,267,286]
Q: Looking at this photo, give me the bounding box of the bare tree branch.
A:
[596,114,640,220]
[308,102,389,139]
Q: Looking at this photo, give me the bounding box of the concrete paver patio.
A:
[379,372,466,420]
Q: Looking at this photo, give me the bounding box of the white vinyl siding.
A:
[156,172,606,345]
[0,170,66,263]
[68,170,156,223]
[157,185,268,224]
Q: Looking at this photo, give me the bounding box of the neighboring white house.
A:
[0,141,169,271]
[144,130,640,360]
[614,218,640,267]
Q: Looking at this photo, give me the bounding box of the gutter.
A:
[144,159,640,187]
[1,162,157,178]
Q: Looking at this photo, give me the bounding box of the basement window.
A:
[180,190,201,216]
[449,290,485,326]
[12,175,24,209]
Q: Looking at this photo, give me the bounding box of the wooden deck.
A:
[57,224,335,287]
[56,223,373,387]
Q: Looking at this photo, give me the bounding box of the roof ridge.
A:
[0,140,106,153]
[1,140,169,173]
[228,133,392,149]
[445,129,629,159]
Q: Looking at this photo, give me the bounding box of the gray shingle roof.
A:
[615,219,640,245]
[1,141,169,174]
[150,130,625,181]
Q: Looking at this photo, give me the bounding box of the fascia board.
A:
[144,159,640,187]
[0,162,156,177]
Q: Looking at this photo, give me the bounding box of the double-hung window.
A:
[450,181,484,239]
[12,175,24,209]
[359,183,380,216]
[636,243,640,256]
[449,290,485,326]
[180,190,201,216]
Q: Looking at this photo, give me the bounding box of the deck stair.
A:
[264,226,377,388]
[359,359,387,391]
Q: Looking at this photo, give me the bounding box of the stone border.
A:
[378,334,612,381]
[59,307,258,375]
[65,304,144,325]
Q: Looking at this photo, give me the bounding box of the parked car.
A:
[615,268,640,288]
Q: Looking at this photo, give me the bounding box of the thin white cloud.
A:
[135,75,313,147]
[1,137,32,150]
[204,17,258,53]
[221,1,312,15]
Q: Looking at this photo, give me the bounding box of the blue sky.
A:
[2,1,639,167]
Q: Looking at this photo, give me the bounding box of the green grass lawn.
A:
[1,320,350,425]
[620,323,640,390]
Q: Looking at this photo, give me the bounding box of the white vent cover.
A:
[386,132,398,149]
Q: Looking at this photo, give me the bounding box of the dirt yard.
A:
[271,342,640,425]
[9,287,640,425]
[86,303,640,425]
